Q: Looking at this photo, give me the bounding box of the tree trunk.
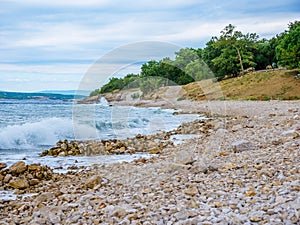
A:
[235,46,244,76]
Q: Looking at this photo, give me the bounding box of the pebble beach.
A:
[0,100,299,224]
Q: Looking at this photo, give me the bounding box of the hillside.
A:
[81,69,300,105]
[182,69,300,101]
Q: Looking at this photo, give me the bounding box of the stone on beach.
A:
[9,161,27,175]
[8,178,29,189]
[231,140,254,152]
[0,163,7,170]
[86,175,102,189]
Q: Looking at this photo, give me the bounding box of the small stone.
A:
[183,185,198,196]
[86,175,102,189]
[174,210,188,220]
[4,174,12,183]
[250,217,262,222]
[175,150,194,165]
[149,147,160,154]
[35,192,55,205]
[232,140,254,153]
[61,143,68,150]
[111,206,126,218]
[105,144,113,151]
[135,134,142,138]
[8,178,29,189]
[119,146,126,153]
[28,164,40,171]
[29,179,39,186]
[40,150,49,157]
[232,124,243,132]
[281,130,297,137]
[245,188,256,197]
[58,151,66,156]
[214,202,224,207]
[9,161,27,175]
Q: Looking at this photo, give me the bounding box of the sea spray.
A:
[0,118,74,150]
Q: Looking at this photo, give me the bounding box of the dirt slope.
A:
[183,69,300,101]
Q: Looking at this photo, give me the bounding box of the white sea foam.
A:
[0,117,74,150]
[99,96,109,106]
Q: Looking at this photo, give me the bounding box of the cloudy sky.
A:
[0,0,299,92]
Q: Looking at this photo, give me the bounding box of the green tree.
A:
[276,21,300,69]
[212,24,258,77]
[140,60,161,77]
[173,48,199,70]
[254,37,278,70]
[202,37,224,78]
[185,60,214,81]
[140,77,165,95]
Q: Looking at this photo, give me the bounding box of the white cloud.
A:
[1,0,299,91]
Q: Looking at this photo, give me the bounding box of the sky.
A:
[0,0,299,92]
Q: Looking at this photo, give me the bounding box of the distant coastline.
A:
[0,90,88,101]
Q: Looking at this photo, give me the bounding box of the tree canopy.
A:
[276,21,300,69]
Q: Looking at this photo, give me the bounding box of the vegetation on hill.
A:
[90,21,300,97]
[182,69,300,101]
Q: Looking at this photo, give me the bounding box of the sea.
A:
[0,96,201,172]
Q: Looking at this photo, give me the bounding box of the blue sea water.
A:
[0,99,200,169]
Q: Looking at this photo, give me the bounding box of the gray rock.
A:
[86,175,102,189]
[174,210,188,221]
[231,140,254,152]
[174,150,194,165]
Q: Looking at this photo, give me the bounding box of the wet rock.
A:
[8,178,29,189]
[40,150,49,157]
[9,161,27,175]
[0,163,7,170]
[28,164,40,171]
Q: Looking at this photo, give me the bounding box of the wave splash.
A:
[0,118,75,150]
[0,115,159,150]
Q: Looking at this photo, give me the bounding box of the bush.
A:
[131,93,140,99]
[140,77,166,95]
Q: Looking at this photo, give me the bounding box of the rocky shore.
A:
[0,100,299,224]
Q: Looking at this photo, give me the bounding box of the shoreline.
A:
[0,100,299,224]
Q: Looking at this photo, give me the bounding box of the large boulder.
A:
[9,161,27,175]
[8,178,29,189]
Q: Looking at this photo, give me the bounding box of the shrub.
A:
[131,93,140,99]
